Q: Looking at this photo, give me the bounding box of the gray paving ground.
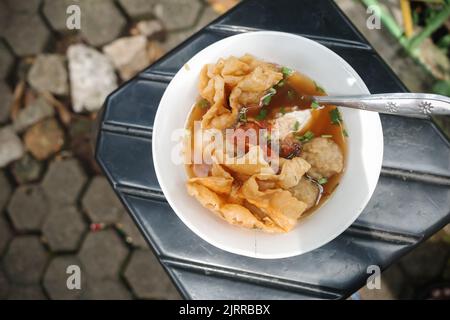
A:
[0,0,448,300]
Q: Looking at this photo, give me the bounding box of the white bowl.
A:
[153,31,383,259]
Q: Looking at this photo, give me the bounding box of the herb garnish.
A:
[256,108,268,120]
[313,81,325,94]
[280,106,286,115]
[296,131,314,142]
[262,87,277,106]
[318,177,328,185]
[293,121,300,131]
[311,101,320,110]
[329,108,342,125]
[277,80,285,87]
[238,108,247,122]
[281,66,293,77]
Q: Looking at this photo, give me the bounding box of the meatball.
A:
[301,137,343,179]
[289,178,319,210]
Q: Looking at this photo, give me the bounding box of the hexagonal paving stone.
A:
[0,81,13,124]
[116,214,148,248]
[154,0,203,31]
[43,0,83,33]
[3,13,52,56]
[78,229,129,279]
[44,255,85,300]
[0,170,11,210]
[0,214,13,255]
[82,176,124,224]
[42,206,87,252]
[3,235,49,285]
[124,249,180,299]
[0,40,15,79]
[0,268,10,299]
[3,0,42,13]
[400,241,448,285]
[118,0,155,20]
[8,285,47,300]
[80,0,127,47]
[42,158,87,205]
[7,185,49,232]
[83,278,132,300]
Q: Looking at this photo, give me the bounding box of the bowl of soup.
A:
[153,31,383,259]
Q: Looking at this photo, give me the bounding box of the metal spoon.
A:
[313,93,450,118]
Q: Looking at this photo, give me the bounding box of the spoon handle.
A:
[313,93,450,117]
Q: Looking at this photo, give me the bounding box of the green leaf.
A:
[313,81,325,94]
[342,129,349,137]
[297,131,314,142]
[318,177,328,185]
[311,101,320,109]
[262,88,277,106]
[293,121,300,131]
[281,66,293,77]
[432,80,450,96]
[277,80,285,87]
[329,108,342,125]
[256,108,268,120]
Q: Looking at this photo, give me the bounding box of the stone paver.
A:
[118,0,155,20]
[163,28,196,52]
[83,278,132,300]
[43,0,83,33]
[116,214,148,248]
[43,256,85,300]
[24,118,65,160]
[3,236,49,285]
[0,126,25,168]
[82,176,125,224]
[0,214,13,256]
[13,96,55,133]
[78,230,129,279]
[124,249,180,300]
[3,13,51,56]
[4,0,42,13]
[400,241,449,285]
[0,268,10,299]
[67,44,118,113]
[11,153,43,184]
[27,54,69,96]
[154,0,203,31]
[0,170,12,211]
[80,0,127,47]
[41,158,87,205]
[42,206,87,252]
[8,285,47,300]
[0,40,15,80]
[0,81,13,124]
[7,185,49,232]
[195,5,219,31]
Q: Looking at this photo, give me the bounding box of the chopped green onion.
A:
[329,108,342,125]
[297,131,314,142]
[280,107,286,115]
[293,121,300,131]
[277,80,285,87]
[311,101,320,109]
[321,134,333,138]
[256,108,268,120]
[343,129,349,137]
[281,66,293,77]
[313,81,325,94]
[318,177,328,185]
[197,99,209,108]
[262,88,276,106]
[287,90,295,100]
[238,108,247,122]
